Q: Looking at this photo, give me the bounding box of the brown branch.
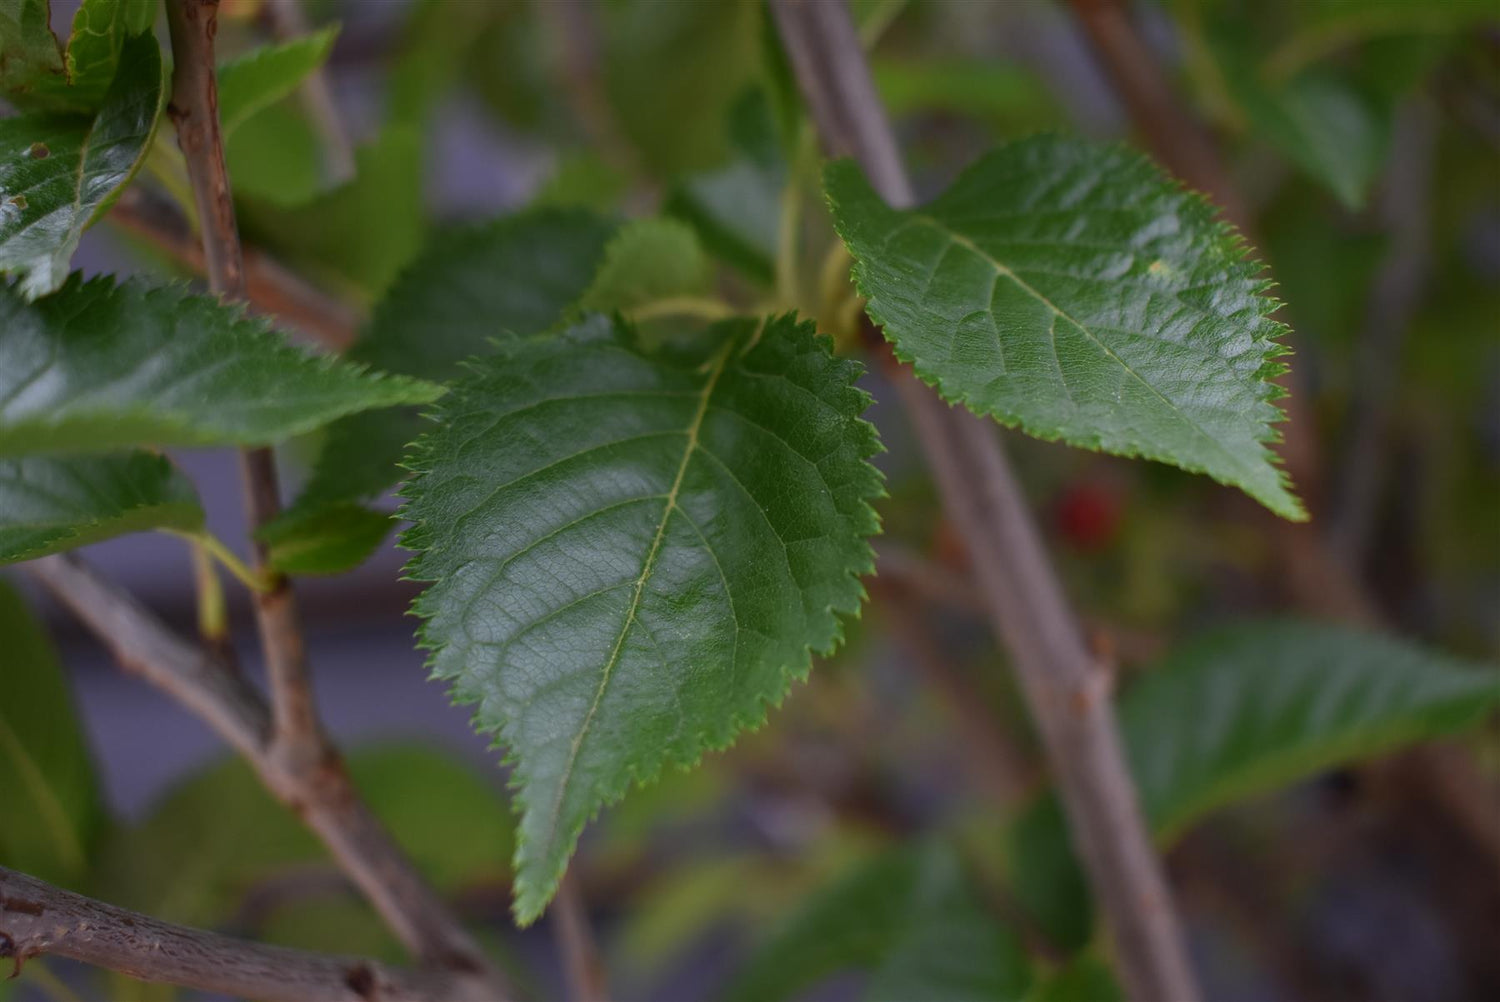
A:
[109,186,360,351]
[28,555,508,998]
[768,3,1200,1000]
[0,866,471,1002]
[552,873,608,1002]
[93,3,513,994]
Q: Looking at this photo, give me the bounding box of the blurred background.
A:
[5,0,1499,1000]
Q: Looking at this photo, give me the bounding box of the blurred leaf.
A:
[601,0,763,176]
[0,452,202,563]
[1012,620,1500,948]
[0,578,102,885]
[533,152,628,212]
[827,137,1304,520]
[1025,953,1122,1002]
[581,217,711,313]
[398,313,882,924]
[873,58,1059,132]
[0,0,64,99]
[724,842,1032,1002]
[240,127,424,297]
[0,276,440,456]
[217,25,338,137]
[1126,620,1500,839]
[254,501,390,576]
[224,96,324,206]
[270,207,615,567]
[0,32,161,295]
[100,743,513,929]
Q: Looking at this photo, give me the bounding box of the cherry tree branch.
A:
[768,3,1200,1000]
[0,866,472,1002]
[27,554,509,999]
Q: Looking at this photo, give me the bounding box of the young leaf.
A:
[274,208,615,556]
[0,451,202,563]
[581,217,711,315]
[0,579,103,885]
[0,276,440,456]
[217,25,339,138]
[724,843,1032,1002]
[826,136,1305,520]
[19,0,157,112]
[1009,620,1500,949]
[400,312,881,923]
[0,0,65,99]
[0,31,162,296]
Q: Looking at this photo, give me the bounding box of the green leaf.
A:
[99,743,514,929]
[239,127,423,294]
[275,208,614,537]
[724,843,1032,1002]
[0,31,162,296]
[1125,620,1500,840]
[0,579,103,884]
[21,0,156,112]
[399,312,881,923]
[0,451,202,563]
[0,0,64,99]
[1026,954,1122,1002]
[581,217,711,314]
[0,275,440,456]
[217,25,339,139]
[1010,620,1500,949]
[254,501,391,576]
[826,136,1304,520]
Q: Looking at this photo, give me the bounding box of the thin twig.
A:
[28,555,509,998]
[768,3,1200,1000]
[152,2,511,993]
[552,873,609,1002]
[110,186,360,350]
[0,866,474,1002]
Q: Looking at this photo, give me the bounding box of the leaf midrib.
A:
[905,213,1266,486]
[537,341,734,852]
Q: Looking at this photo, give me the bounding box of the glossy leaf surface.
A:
[0,276,439,456]
[400,313,881,922]
[724,843,1032,1002]
[827,136,1303,519]
[0,451,202,563]
[0,31,161,295]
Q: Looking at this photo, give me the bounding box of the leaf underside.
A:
[0,275,440,457]
[0,451,202,563]
[400,312,882,923]
[0,31,162,296]
[826,136,1304,520]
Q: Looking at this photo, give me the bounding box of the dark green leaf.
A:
[399,312,881,923]
[1012,620,1500,948]
[0,579,102,884]
[826,136,1304,520]
[0,275,440,456]
[276,208,614,537]
[666,161,780,285]
[0,451,202,563]
[0,31,161,295]
[724,843,1032,1002]
[217,25,339,138]
[19,0,156,112]
[0,0,64,99]
[1028,954,1123,1002]
[254,502,391,576]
